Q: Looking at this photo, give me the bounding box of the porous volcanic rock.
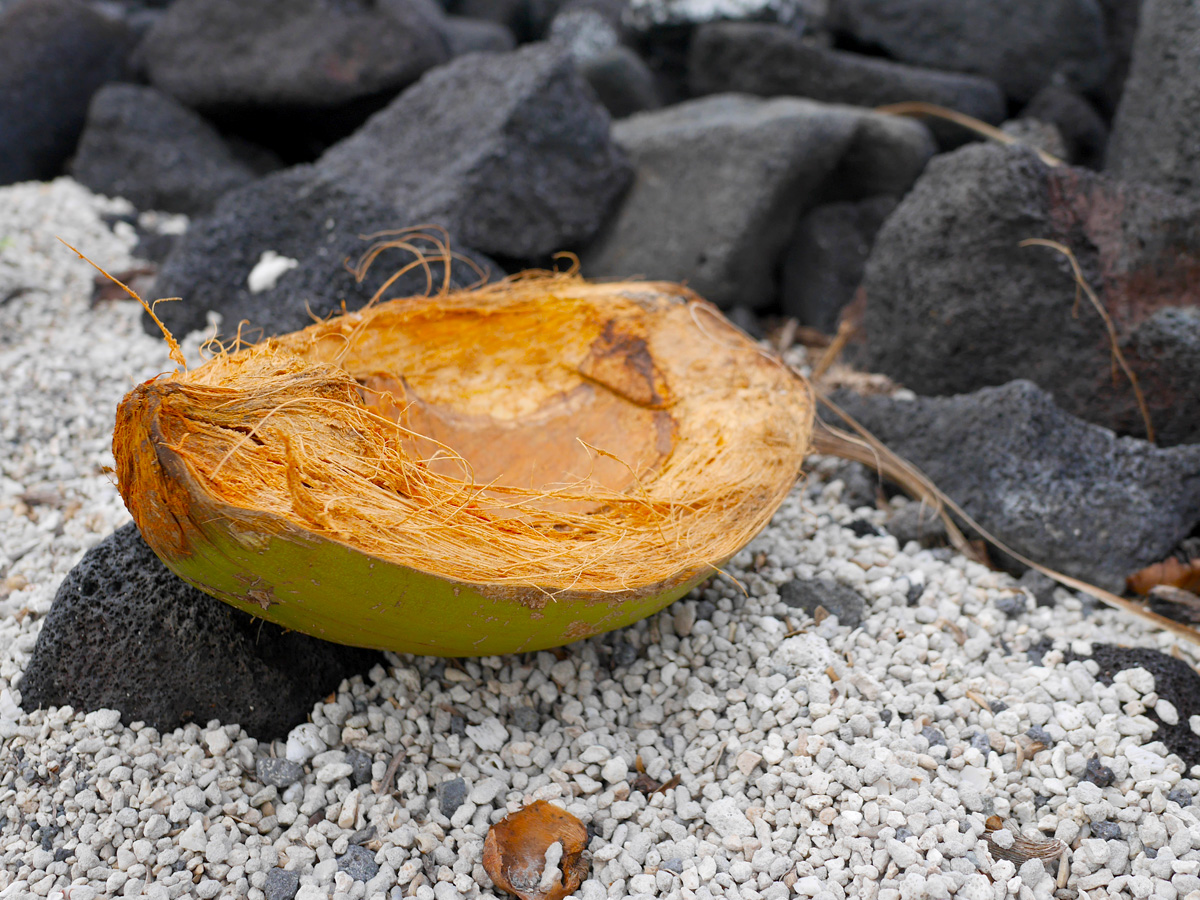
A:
[779,196,896,332]
[582,94,932,309]
[828,0,1110,102]
[139,0,449,113]
[317,43,630,259]
[857,142,1200,446]
[688,22,1005,125]
[0,0,134,184]
[150,164,494,339]
[20,524,382,739]
[832,381,1200,593]
[70,84,264,215]
[1107,0,1200,201]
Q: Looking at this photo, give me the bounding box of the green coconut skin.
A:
[165,501,709,657]
[117,379,712,656]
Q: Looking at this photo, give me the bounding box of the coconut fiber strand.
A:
[113,275,813,655]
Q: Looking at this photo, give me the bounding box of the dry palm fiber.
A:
[109,264,812,653]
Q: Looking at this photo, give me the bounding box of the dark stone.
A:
[443,15,517,55]
[139,0,448,114]
[921,726,946,748]
[886,503,947,548]
[967,732,991,754]
[894,826,912,841]
[337,844,380,881]
[18,523,382,740]
[509,706,541,733]
[1095,0,1143,115]
[1083,754,1115,787]
[880,708,893,724]
[350,825,378,845]
[828,0,1109,102]
[0,0,135,185]
[1021,86,1108,169]
[578,46,662,119]
[318,43,629,260]
[70,84,263,215]
[689,22,1005,124]
[1019,570,1059,608]
[990,701,1008,713]
[780,577,866,629]
[436,776,468,817]
[846,519,880,538]
[661,857,685,873]
[1168,788,1193,808]
[905,580,924,606]
[857,142,1200,446]
[448,715,466,736]
[831,381,1200,593]
[609,638,638,667]
[1088,643,1200,769]
[150,164,494,339]
[346,749,373,788]
[1107,0,1200,200]
[1026,725,1053,746]
[256,758,305,789]
[994,593,1027,620]
[264,867,300,900]
[1091,820,1123,841]
[780,196,895,333]
[583,94,932,309]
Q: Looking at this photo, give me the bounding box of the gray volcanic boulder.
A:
[833,381,1200,593]
[1107,0,1200,201]
[0,0,135,184]
[857,142,1200,447]
[150,164,494,340]
[70,84,264,215]
[1020,86,1107,169]
[139,0,449,112]
[828,0,1110,102]
[780,196,896,332]
[689,22,1006,125]
[20,523,381,739]
[317,43,630,259]
[582,94,933,309]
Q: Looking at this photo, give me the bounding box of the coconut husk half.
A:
[113,274,813,655]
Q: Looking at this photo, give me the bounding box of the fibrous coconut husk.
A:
[111,268,812,655]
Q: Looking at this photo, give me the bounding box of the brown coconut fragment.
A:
[482,801,589,900]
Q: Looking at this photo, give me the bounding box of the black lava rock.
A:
[509,706,541,733]
[921,726,946,748]
[1018,570,1059,608]
[264,867,300,900]
[1026,725,1053,746]
[578,45,662,119]
[1021,86,1107,169]
[19,523,382,740]
[1084,754,1115,788]
[346,749,373,788]
[337,844,380,882]
[583,94,932,309]
[139,0,448,112]
[150,164,494,339]
[442,15,517,55]
[857,142,1200,447]
[436,776,468,818]
[1091,820,1124,841]
[1107,0,1200,200]
[828,0,1109,102]
[689,22,1005,125]
[780,196,896,333]
[967,732,991,754]
[1087,644,1200,770]
[0,0,135,184]
[318,43,630,259]
[994,593,1027,620]
[1168,787,1193,808]
[780,577,866,629]
[887,503,947,548]
[831,381,1200,593]
[256,758,305,790]
[70,84,264,215]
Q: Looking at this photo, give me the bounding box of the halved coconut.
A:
[114,275,812,655]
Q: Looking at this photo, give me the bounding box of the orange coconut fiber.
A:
[114,272,812,628]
